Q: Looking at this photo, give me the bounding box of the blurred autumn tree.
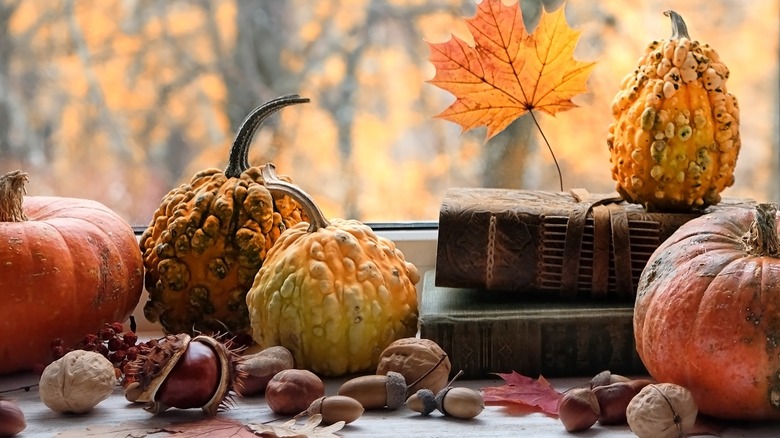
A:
[0,0,777,225]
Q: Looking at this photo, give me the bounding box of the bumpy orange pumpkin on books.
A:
[607,10,740,211]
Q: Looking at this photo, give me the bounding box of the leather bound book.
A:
[435,187,753,299]
[419,271,645,379]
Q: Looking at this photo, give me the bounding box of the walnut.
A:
[376,338,451,394]
[626,383,698,438]
[39,350,117,414]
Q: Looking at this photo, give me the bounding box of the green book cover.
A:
[419,271,646,379]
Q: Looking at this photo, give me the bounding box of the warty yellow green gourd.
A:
[246,166,419,377]
[607,10,740,211]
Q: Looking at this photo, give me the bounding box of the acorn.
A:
[295,395,365,425]
[406,386,484,420]
[124,334,244,415]
[337,371,407,410]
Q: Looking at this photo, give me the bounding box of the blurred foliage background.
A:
[0,0,777,225]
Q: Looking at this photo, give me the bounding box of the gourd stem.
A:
[663,10,691,40]
[260,163,330,232]
[0,170,29,222]
[743,203,780,258]
[224,95,310,178]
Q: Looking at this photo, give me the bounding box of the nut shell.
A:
[627,383,697,438]
[376,338,451,394]
[39,350,117,414]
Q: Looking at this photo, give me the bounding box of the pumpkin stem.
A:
[224,95,310,178]
[260,163,330,232]
[743,203,780,258]
[0,170,29,222]
[663,10,691,40]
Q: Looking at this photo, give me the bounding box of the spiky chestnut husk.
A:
[124,334,245,416]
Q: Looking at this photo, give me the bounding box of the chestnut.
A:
[265,369,325,415]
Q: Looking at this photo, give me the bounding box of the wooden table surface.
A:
[4,370,780,437]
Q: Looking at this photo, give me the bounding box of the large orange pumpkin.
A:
[0,170,143,374]
[634,202,780,420]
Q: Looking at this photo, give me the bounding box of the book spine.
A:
[420,314,646,379]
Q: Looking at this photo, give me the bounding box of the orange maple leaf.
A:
[428,0,595,141]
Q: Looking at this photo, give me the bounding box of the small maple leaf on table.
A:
[427,0,595,190]
[481,371,563,416]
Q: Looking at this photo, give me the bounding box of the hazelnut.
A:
[265,369,325,415]
[590,370,630,389]
[626,383,698,438]
[376,338,451,394]
[237,346,295,396]
[557,387,600,432]
[593,379,653,425]
[39,350,117,414]
[0,399,26,436]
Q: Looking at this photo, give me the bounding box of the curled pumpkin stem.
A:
[743,203,780,258]
[260,163,329,232]
[663,10,691,40]
[224,95,310,178]
[0,170,29,222]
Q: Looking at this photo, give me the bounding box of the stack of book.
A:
[419,271,643,379]
[421,187,753,378]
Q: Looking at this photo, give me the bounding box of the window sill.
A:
[131,224,438,332]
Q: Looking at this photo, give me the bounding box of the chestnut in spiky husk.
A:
[124,334,244,415]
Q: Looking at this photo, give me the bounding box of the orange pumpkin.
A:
[634,202,780,420]
[0,170,143,374]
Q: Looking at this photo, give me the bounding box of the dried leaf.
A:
[166,417,258,437]
[54,417,256,437]
[247,414,345,438]
[55,423,166,437]
[481,371,563,415]
[428,0,595,140]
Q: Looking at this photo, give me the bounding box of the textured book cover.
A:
[419,271,646,379]
[435,188,754,298]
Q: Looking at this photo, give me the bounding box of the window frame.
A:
[131,222,439,332]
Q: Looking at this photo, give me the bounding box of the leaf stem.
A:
[528,110,563,191]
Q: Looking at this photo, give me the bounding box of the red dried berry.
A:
[123,332,138,346]
[107,337,124,351]
[51,345,66,360]
[126,346,140,361]
[99,327,116,340]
